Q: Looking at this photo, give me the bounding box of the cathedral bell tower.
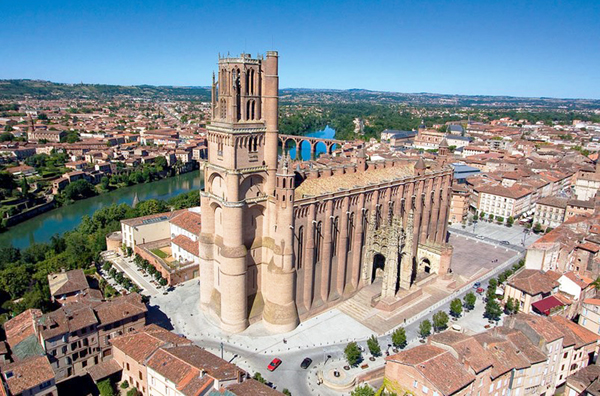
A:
[199,51,298,334]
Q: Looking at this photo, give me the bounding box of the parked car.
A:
[500,241,510,245]
[476,287,485,294]
[473,282,481,289]
[300,357,312,369]
[476,235,485,240]
[268,358,282,371]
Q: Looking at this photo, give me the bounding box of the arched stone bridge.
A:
[278,134,345,160]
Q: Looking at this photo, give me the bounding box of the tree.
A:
[479,211,485,220]
[464,292,477,310]
[126,388,138,396]
[450,298,463,318]
[485,299,502,321]
[533,222,542,233]
[419,319,432,338]
[432,311,449,332]
[344,341,362,366]
[495,216,504,223]
[351,384,375,396]
[507,216,514,227]
[488,213,494,221]
[101,176,110,190]
[391,327,407,349]
[120,381,129,389]
[367,335,381,356]
[0,266,31,299]
[97,379,115,396]
[282,390,292,396]
[159,278,168,287]
[505,297,516,315]
[592,277,600,292]
[63,179,96,200]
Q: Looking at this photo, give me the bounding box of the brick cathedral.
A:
[199,51,453,333]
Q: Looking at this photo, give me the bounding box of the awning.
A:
[531,296,564,316]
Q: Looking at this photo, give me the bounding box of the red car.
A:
[268,358,282,371]
[476,287,485,294]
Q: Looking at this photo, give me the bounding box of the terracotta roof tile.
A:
[2,356,55,395]
[507,269,558,296]
[170,211,201,236]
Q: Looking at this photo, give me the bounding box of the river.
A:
[2,127,336,250]
[0,171,203,250]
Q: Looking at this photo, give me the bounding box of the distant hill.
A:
[0,80,211,101]
[1,79,599,110]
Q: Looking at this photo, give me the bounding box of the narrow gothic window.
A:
[314,221,323,263]
[347,213,355,252]
[331,217,339,258]
[296,226,304,269]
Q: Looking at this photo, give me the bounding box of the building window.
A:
[296,226,304,269]
[413,380,418,388]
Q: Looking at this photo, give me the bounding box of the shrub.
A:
[120,381,129,389]
[97,379,115,396]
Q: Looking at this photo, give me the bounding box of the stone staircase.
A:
[338,283,390,334]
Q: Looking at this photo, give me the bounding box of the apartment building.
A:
[383,314,599,396]
[0,356,57,396]
[533,197,568,230]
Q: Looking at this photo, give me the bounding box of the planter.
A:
[369,357,376,362]
[344,366,350,371]
[360,364,369,369]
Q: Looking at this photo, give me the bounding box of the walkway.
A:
[101,251,161,296]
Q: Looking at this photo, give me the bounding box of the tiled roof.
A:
[146,347,218,396]
[551,316,600,348]
[429,331,493,374]
[94,293,147,326]
[387,345,475,395]
[2,356,55,395]
[172,234,199,257]
[225,379,284,395]
[86,359,122,382]
[170,211,201,235]
[48,269,90,297]
[507,269,558,296]
[110,325,191,364]
[295,163,416,198]
[165,345,243,380]
[3,309,42,352]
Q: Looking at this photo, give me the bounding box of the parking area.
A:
[450,221,539,248]
[448,233,518,278]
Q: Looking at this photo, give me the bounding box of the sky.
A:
[1,0,599,99]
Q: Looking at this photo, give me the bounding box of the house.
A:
[47,269,90,304]
[503,269,560,313]
[0,356,57,396]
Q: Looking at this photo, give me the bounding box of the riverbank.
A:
[0,171,203,249]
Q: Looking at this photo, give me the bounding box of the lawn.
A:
[151,248,168,259]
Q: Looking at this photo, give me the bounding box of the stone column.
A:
[412,180,424,252]
[303,203,316,311]
[336,196,350,298]
[428,176,442,242]
[350,193,366,292]
[437,174,452,244]
[310,143,316,161]
[420,178,434,243]
[320,200,334,302]
[199,192,215,310]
